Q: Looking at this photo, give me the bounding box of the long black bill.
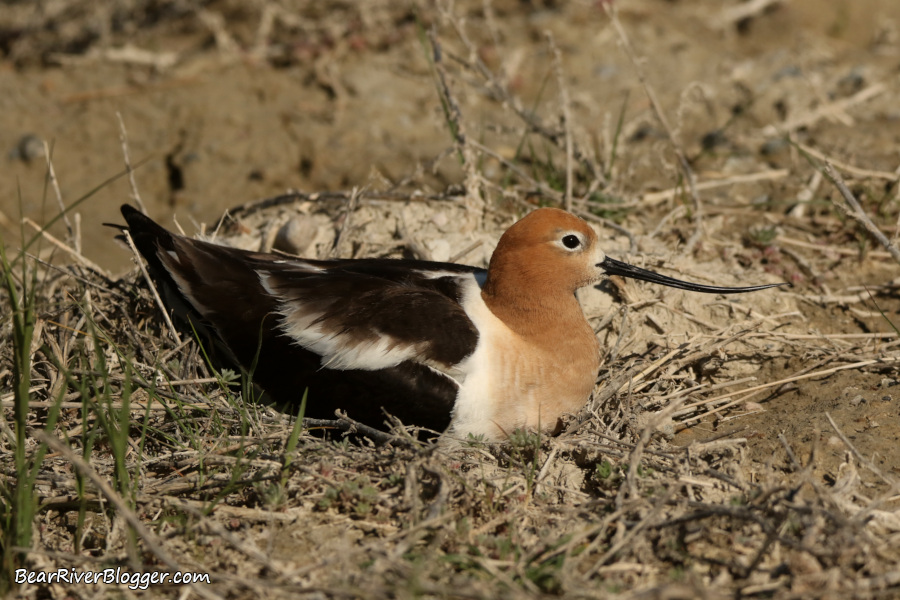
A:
[600,256,790,294]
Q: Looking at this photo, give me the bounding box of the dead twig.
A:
[764,83,885,135]
[640,169,789,205]
[123,229,181,344]
[34,432,213,595]
[304,412,427,448]
[117,112,147,214]
[604,3,703,254]
[22,218,105,274]
[821,162,900,266]
[330,186,361,258]
[546,31,574,212]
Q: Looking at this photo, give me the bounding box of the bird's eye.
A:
[562,234,581,250]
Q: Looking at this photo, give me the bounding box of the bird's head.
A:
[484,207,788,304]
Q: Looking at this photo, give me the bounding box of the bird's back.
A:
[120,205,483,434]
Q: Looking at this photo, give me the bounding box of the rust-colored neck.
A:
[481,270,586,339]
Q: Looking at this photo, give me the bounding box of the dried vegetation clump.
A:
[3,0,900,598]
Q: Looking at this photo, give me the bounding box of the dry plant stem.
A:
[468,138,560,201]
[124,230,181,344]
[304,413,422,447]
[73,213,81,258]
[794,140,898,182]
[173,499,288,573]
[25,253,121,295]
[604,3,703,253]
[448,239,483,263]
[574,208,638,254]
[531,506,630,568]
[22,218,105,274]
[41,140,75,250]
[117,111,147,214]
[640,169,789,205]
[777,235,894,260]
[330,186,360,258]
[777,433,802,470]
[826,412,898,489]
[440,11,602,183]
[676,355,900,427]
[33,433,209,591]
[0,399,213,411]
[546,31,574,212]
[633,326,763,407]
[655,376,758,405]
[767,83,885,135]
[197,8,239,55]
[822,162,900,266]
[589,490,674,578]
[429,31,483,207]
[618,397,686,507]
[533,444,559,496]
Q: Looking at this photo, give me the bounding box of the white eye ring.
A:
[560,233,582,250]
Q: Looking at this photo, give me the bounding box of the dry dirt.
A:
[2,1,900,598]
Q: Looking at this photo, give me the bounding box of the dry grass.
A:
[3,1,900,598]
[3,254,899,599]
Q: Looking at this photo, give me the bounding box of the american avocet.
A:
[119,204,784,440]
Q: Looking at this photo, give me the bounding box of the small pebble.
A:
[834,68,865,97]
[273,216,319,255]
[760,138,789,157]
[431,211,449,229]
[10,134,45,162]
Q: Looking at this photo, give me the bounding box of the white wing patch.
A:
[160,249,209,315]
[281,313,427,371]
[259,271,468,377]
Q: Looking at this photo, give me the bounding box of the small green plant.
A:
[465,432,486,447]
[507,428,541,454]
[256,481,288,509]
[747,225,779,246]
[594,460,614,480]
[0,235,64,592]
[281,389,307,487]
[524,553,565,594]
[506,428,542,495]
[318,476,379,516]
[636,463,654,478]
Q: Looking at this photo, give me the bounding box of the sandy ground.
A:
[2,0,898,272]
[3,1,900,597]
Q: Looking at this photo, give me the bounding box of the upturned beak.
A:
[599,256,790,294]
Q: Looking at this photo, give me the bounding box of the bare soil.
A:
[2,1,900,598]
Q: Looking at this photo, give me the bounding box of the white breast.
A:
[448,285,598,441]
